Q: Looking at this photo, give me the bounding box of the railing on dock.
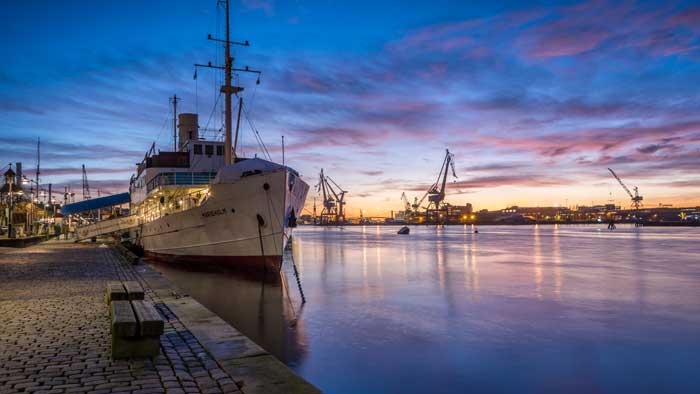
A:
[76,216,140,241]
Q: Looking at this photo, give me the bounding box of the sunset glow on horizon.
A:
[2,0,699,217]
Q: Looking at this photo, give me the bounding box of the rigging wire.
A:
[247,75,259,118]
[239,71,260,158]
[153,115,171,152]
[242,107,272,161]
[203,92,222,132]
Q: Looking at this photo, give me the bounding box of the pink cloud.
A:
[475,120,700,158]
[283,127,391,152]
[667,7,700,30]
[26,167,133,177]
[525,27,610,58]
[408,174,571,191]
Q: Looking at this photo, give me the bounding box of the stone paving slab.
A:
[0,242,243,394]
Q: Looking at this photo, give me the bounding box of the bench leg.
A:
[112,335,161,359]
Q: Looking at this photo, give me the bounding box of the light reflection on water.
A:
[152,225,700,394]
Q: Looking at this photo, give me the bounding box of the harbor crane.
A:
[316,169,347,224]
[412,149,457,223]
[400,192,415,222]
[608,167,643,223]
[81,164,91,200]
[400,192,411,212]
[82,164,99,221]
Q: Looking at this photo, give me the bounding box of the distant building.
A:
[500,206,574,222]
[299,214,314,225]
[446,203,476,223]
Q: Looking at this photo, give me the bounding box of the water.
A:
[152,225,700,393]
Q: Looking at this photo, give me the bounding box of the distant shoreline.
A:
[303,221,700,227]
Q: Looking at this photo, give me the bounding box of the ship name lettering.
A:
[202,209,226,218]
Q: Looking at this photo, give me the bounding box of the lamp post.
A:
[22,176,40,236]
[8,169,13,238]
[5,163,15,238]
[22,176,32,234]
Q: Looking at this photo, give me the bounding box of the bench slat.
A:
[124,281,145,300]
[106,282,128,304]
[132,300,164,337]
[111,301,137,337]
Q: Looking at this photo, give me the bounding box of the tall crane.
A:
[426,149,457,211]
[400,192,414,223]
[410,149,457,223]
[400,192,411,212]
[316,169,347,224]
[608,167,643,221]
[81,164,91,200]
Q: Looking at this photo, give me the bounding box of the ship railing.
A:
[146,171,217,193]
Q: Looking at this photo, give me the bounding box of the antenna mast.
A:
[169,95,179,151]
[35,137,40,200]
[194,0,261,164]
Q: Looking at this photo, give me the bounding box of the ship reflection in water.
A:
[150,263,309,367]
[151,225,700,394]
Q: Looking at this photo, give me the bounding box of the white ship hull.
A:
[135,168,308,273]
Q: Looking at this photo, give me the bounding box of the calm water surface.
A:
[152,225,700,393]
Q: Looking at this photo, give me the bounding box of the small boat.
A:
[397,226,410,235]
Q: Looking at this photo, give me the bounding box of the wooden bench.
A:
[106,281,128,304]
[106,281,163,359]
[123,281,144,300]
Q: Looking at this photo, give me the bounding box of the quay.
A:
[0,235,46,248]
[0,241,319,394]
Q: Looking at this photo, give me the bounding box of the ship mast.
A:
[223,0,233,165]
[169,94,179,151]
[195,0,262,164]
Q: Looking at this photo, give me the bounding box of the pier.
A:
[0,241,319,394]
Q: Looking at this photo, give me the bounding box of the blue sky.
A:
[2,0,699,215]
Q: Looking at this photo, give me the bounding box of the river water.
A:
[151,224,700,393]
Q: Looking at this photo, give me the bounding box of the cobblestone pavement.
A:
[0,242,241,394]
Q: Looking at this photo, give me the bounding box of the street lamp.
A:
[8,167,14,238]
[22,176,37,235]
[3,163,21,238]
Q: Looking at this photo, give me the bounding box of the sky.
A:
[2,0,699,217]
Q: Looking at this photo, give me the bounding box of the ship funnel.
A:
[178,113,199,151]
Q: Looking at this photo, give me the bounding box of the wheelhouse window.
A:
[216,145,223,155]
[205,145,214,156]
[194,144,202,155]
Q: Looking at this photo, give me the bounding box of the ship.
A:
[72,0,309,273]
[128,137,308,272]
[131,0,308,272]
